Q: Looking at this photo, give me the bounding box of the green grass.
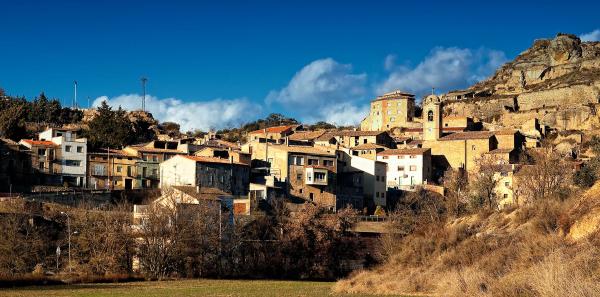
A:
[0,279,406,297]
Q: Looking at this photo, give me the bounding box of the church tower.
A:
[423,94,442,141]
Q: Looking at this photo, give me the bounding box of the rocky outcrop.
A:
[445,33,600,131]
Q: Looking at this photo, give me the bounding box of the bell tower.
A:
[423,95,442,141]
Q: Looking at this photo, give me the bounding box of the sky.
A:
[1,0,599,131]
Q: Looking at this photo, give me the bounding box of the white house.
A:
[159,155,250,196]
[337,149,388,207]
[39,128,87,187]
[376,148,432,190]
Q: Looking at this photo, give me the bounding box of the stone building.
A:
[376,148,432,190]
[87,149,146,190]
[123,140,189,188]
[421,95,522,172]
[38,128,88,187]
[360,90,417,131]
[321,130,395,149]
[247,125,300,143]
[159,155,250,196]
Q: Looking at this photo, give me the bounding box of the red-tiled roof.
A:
[248,125,298,135]
[288,130,327,141]
[182,155,249,166]
[21,139,56,146]
[351,143,388,150]
[440,131,495,141]
[378,148,430,156]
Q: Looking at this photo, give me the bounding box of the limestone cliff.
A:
[445,33,600,131]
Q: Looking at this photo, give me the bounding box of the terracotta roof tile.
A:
[21,139,57,146]
[378,148,430,156]
[182,155,249,166]
[351,143,387,150]
[269,145,336,156]
[288,130,326,141]
[248,125,298,135]
[439,131,495,141]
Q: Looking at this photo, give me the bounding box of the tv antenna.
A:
[141,77,148,112]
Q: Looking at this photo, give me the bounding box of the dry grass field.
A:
[0,279,409,297]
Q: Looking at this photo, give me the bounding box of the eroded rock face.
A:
[445,33,600,131]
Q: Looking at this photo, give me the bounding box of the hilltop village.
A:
[2,33,600,287]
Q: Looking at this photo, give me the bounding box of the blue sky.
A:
[1,0,599,131]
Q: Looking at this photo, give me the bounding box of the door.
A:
[125,179,133,190]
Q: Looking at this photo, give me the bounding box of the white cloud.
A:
[266,58,368,126]
[92,94,261,132]
[377,47,507,96]
[581,29,600,42]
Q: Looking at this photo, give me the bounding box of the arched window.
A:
[427,110,434,122]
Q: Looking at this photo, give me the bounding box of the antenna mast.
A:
[141,77,148,112]
[73,80,78,109]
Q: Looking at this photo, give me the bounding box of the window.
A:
[323,159,334,167]
[382,192,385,199]
[152,169,158,176]
[39,162,44,169]
[398,166,405,171]
[293,156,304,165]
[309,193,314,201]
[375,192,379,198]
[427,110,434,122]
[363,139,368,144]
[297,173,302,181]
[390,117,396,122]
[410,165,417,171]
[38,149,45,155]
[65,145,71,152]
[66,160,81,167]
[409,155,417,158]
[152,156,158,162]
[116,166,122,173]
[387,102,392,106]
[382,156,389,159]
[299,188,303,194]
[505,181,510,187]
[503,194,508,199]
[387,110,392,115]
[314,172,326,181]
[76,146,83,153]
[142,167,147,177]
[472,145,476,151]
[308,158,319,166]
[220,175,225,183]
[376,176,380,181]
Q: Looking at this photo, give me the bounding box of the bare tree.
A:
[470,156,504,209]
[514,148,571,202]
[443,168,470,217]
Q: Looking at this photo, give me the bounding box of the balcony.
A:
[305,167,328,186]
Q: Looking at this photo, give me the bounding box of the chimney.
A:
[196,185,200,193]
[285,136,289,146]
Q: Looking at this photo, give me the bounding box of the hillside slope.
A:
[335,184,600,296]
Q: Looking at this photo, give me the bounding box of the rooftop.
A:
[288,130,327,141]
[269,144,336,156]
[378,148,430,156]
[172,186,231,201]
[439,131,495,141]
[20,139,57,147]
[351,143,388,150]
[181,155,249,166]
[372,90,415,102]
[248,125,298,135]
[330,130,386,137]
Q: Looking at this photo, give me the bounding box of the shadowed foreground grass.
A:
[0,279,408,297]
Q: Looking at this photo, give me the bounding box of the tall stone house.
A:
[360,90,418,131]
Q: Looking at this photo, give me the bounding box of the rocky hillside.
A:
[335,183,600,296]
[445,33,600,131]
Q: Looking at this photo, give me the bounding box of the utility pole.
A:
[141,77,148,112]
[60,212,72,273]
